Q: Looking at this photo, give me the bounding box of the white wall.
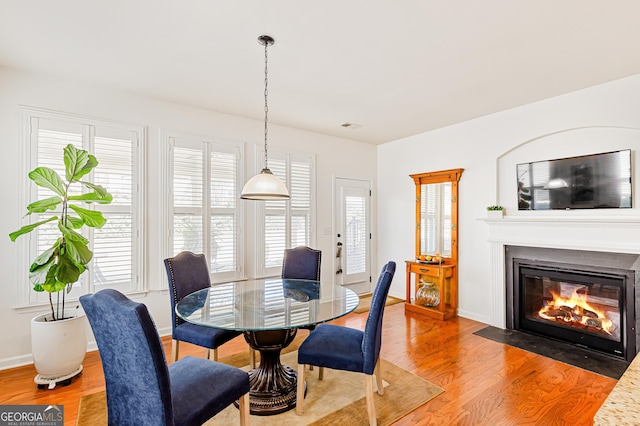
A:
[378,73,640,324]
[0,67,377,369]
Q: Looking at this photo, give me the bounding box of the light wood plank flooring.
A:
[0,303,616,425]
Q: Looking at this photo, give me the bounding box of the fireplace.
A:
[505,245,639,362]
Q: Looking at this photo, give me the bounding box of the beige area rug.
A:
[77,341,442,426]
[354,294,405,314]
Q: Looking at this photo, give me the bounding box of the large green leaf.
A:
[77,154,98,180]
[9,216,58,241]
[58,221,89,244]
[80,181,112,203]
[26,196,62,214]
[29,257,56,288]
[55,252,83,284]
[68,205,107,228]
[40,275,66,293]
[68,187,113,204]
[28,167,65,196]
[65,238,93,266]
[66,216,84,229]
[30,244,58,271]
[64,144,89,182]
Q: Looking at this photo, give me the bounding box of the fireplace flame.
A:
[538,289,614,335]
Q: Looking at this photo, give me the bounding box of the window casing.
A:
[257,151,315,277]
[166,132,243,283]
[19,107,144,305]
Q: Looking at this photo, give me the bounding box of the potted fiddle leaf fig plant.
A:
[9,143,112,387]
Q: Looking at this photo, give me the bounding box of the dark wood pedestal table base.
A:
[243,329,303,415]
[175,278,357,416]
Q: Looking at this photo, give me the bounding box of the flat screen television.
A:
[517,149,632,210]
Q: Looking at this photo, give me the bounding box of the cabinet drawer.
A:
[409,263,453,277]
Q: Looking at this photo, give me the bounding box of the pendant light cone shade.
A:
[241,35,290,200]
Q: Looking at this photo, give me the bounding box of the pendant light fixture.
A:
[240,35,290,200]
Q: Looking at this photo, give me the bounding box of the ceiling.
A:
[1,1,640,145]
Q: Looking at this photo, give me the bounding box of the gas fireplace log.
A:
[584,318,604,330]
[574,306,598,319]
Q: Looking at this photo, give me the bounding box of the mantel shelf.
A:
[480,216,640,225]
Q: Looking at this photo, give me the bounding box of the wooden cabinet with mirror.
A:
[405,168,463,320]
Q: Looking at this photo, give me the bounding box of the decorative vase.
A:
[416,281,440,307]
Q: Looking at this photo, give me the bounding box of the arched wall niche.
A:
[495,126,640,216]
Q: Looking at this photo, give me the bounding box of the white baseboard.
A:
[0,328,173,371]
[457,309,491,326]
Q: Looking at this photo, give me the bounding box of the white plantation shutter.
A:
[260,152,314,277]
[290,159,311,247]
[264,157,288,269]
[92,133,134,289]
[173,147,205,254]
[210,150,238,273]
[23,108,143,305]
[170,136,241,282]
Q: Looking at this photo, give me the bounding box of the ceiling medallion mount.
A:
[258,35,275,47]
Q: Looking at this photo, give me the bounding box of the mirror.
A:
[411,168,464,262]
[420,182,452,257]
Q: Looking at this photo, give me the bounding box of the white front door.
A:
[334,178,371,294]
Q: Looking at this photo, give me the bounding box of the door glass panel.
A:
[345,194,366,275]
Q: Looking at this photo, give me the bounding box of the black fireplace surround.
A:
[505,245,640,362]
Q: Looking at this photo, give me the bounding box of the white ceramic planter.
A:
[31,308,87,381]
[486,210,504,219]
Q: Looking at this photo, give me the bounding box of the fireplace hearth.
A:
[505,246,640,363]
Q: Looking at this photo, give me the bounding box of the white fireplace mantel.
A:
[484,215,640,329]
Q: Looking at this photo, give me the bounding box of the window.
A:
[21,108,144,304]
[166,132,243,283]
[258,151,315,277]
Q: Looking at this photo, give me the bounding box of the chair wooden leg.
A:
[205,348,211,360]
[250,348,256,369]
[238,392,250,426]
[365,374,377,426]
[171,340,179,363]
[296,363,306,415]
[213,348,218,361]
[318,366,324,381]
[374,357,383,395]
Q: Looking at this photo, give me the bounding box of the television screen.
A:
[517,150,632,210]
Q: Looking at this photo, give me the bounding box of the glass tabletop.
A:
[175,278,360,332]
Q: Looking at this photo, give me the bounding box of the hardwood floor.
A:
[0,302,616,425]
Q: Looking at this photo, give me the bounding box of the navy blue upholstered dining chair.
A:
[282,246,322,368]
[164,252,253,366]
[80,289,250,426]
[282,246,321,331]
[296,261,396,426]
[282,246,322,282]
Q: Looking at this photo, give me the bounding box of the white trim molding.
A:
[484,216,640,329]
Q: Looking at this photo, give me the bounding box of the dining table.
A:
[175,277,359,415]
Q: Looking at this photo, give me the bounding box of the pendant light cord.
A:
[263,38,269,171]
